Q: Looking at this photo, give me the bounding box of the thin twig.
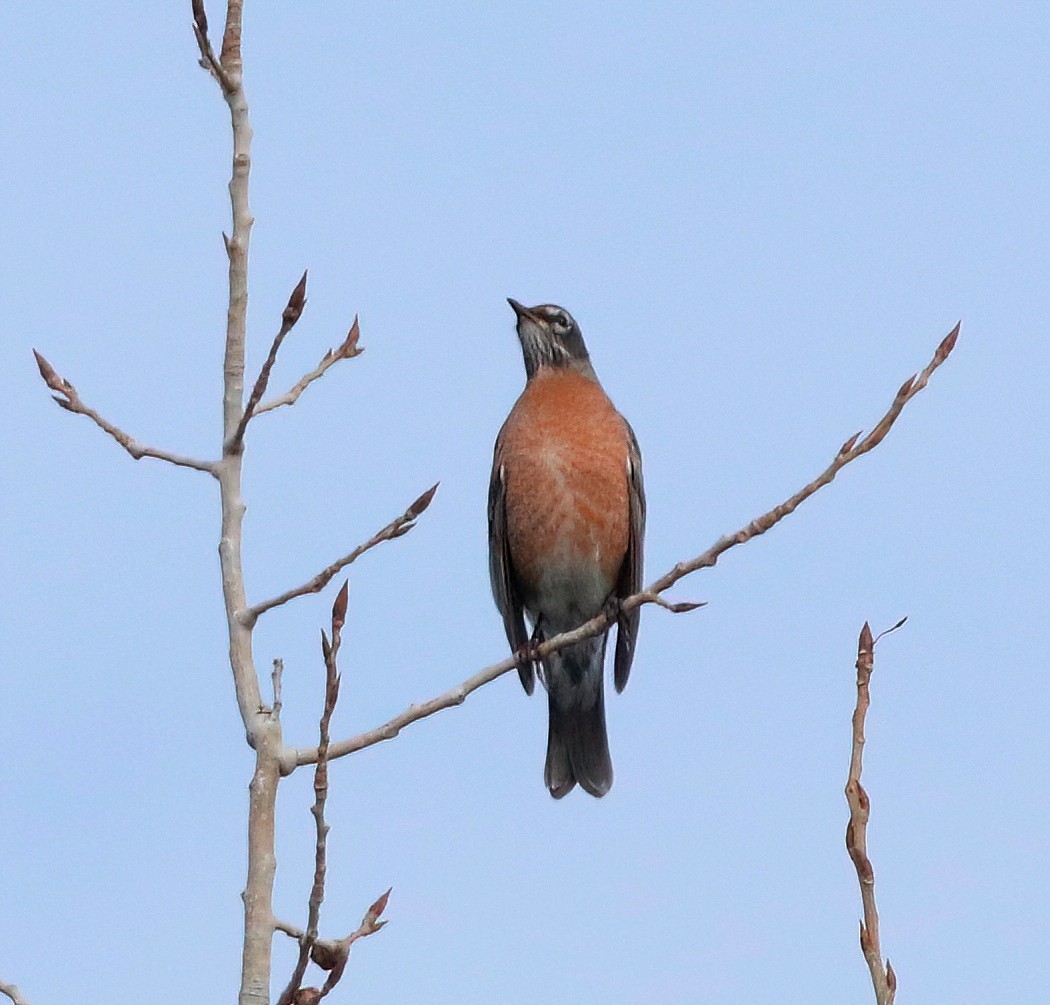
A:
[0,981,30,1005]
[277,584,348,1005]
[243,483,439,626]
[291,324,958,769]
[845,623,897,1004]
[32,350,217,475]
[256,318,363,416]
[191,0,233,91]
[275,888,391,1002]
[228,271,308,452]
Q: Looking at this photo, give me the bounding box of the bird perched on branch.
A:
[488,299,645,798]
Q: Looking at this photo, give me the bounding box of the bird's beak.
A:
[507,298,536,323]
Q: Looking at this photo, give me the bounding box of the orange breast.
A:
[499,369,630,606]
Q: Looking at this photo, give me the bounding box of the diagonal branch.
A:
[32,350,217,475]
[255,318,363,417]
[289,323,959,769]
[845,622,898,1005]
[243,483,439,626]
[227,271,308,452]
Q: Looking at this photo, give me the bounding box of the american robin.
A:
[489,299,645,798]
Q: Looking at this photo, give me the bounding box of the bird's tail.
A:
[543,638,613,798]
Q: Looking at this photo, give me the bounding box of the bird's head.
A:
[507,298,593,380]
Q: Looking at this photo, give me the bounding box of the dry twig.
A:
[276,888,392,1001]
[291,324,958,768]
[845,621,901,1004]
[243,483,439,625]
[256,318,363,416]
[277,583,351,1005]
[191,0,233,91]
[228,271,309,451]
[32,351,216,474]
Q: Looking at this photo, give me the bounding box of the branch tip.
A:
[839,430,862,456]
[939,321,961,360]
[338,316,362,358]
[332,580,349,631]
[407,482,440,519]
[284,270,308,327]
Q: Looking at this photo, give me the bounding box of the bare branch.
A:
[0,980,30,1005]
[244,483,439,625]
[845,622,897,1004]
[636,322,960,603]
[277,584,348,1005]
[228,271,309,452]
[32,350,217,475]
[291,326,957,768]
[256,318,364,417]
[191,0,233,91]
[275,888,391,1002]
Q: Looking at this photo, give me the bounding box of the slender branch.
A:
[0,981,30,1005]
[275,888,392,1002]
[278,584,348,1005]
[291,324,959,769]
[191,0,233,91]
[256,318,363,416]
[243,483,439,625]
[193,4,283,1005]
[31,351,217,475]
[845,623,897,1004]
[228,271,308,451]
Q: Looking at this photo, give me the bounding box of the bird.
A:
[488,298,645,798]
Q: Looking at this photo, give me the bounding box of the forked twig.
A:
[191,0,233,91]
[845,622,898,1004]
[291,324,959,768]
[256,318,363,416]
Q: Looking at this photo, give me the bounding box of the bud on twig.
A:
[283,270,308,328]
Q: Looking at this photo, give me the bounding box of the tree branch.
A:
[191,0,233,91]
[275,888,391,1002]
[228,270,308,452]
[32,350,217,475]
[845,622,899,1005]
[243,483,439,626]
[277,584,348,1005]
[255,318,363,417]
[290,324,959,769]
[0,981,30,1005]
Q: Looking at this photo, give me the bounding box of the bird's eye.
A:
[553,313,572,332]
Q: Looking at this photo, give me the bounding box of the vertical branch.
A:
[278,583,348,1005]
[196,3,278,1004]
[845,622,898,1005]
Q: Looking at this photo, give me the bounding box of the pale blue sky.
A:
[2,4,1048,1003]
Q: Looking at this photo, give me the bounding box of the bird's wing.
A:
[488,434,535,694]
[614,419,646,693]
